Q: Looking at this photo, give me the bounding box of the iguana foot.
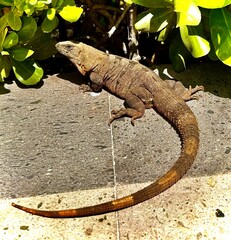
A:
[181,85,204,101]
[164,80,204,101]
[108,109,125,125]
[79,83,102,93]
[109,108,144,126]
[79,84,92,92]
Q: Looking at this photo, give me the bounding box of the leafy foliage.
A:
[0,0,83,85]
[131,0,231,71]
[0,0,230,86]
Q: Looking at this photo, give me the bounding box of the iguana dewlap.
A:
[12,41,203,218]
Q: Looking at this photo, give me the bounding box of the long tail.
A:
[12,105,199,218]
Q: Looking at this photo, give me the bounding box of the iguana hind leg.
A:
[164,80,204,101]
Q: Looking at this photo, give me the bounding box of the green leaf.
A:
[10,48,34,61]
[0,55,11,82]
[124,0,133,4]
[207,45,219,61]
[52,0,63,8]
[59,5,83,23]
[26,27,57,60]
[60,0,75,6]
[47,8,56,20]
[0,14,8,32]
[135,8,174,33]
[42,15,59,33]
[180,24,210,58]
[129,0,173,8]
[13,1,26,16]
[169,32,192,72]
[3,31,18,49]
[0,0,13,6]
[0,27,7,51]
[17,16,37,42]
[1,51,9,55]
[7,11,22,30]
[40,0,52,4]
[210,8,231,66]
[175,0,201,27]
[23,4,35,15]
[157,23,173,41]
[29,0,37,4]
[12,58,43,85]
[34,1,49,10]
[195,0,231,9]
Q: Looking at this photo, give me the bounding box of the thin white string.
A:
[108,93,120,240]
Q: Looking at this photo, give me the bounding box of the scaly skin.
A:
[12,41,203,218]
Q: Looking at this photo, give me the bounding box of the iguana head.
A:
[55,41,102,75]
[56,41,86,75]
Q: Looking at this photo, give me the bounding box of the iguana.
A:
[12,41,203,218]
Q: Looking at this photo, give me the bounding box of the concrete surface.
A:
[0,61,230,240]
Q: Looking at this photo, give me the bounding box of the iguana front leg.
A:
[80,72,104,92]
